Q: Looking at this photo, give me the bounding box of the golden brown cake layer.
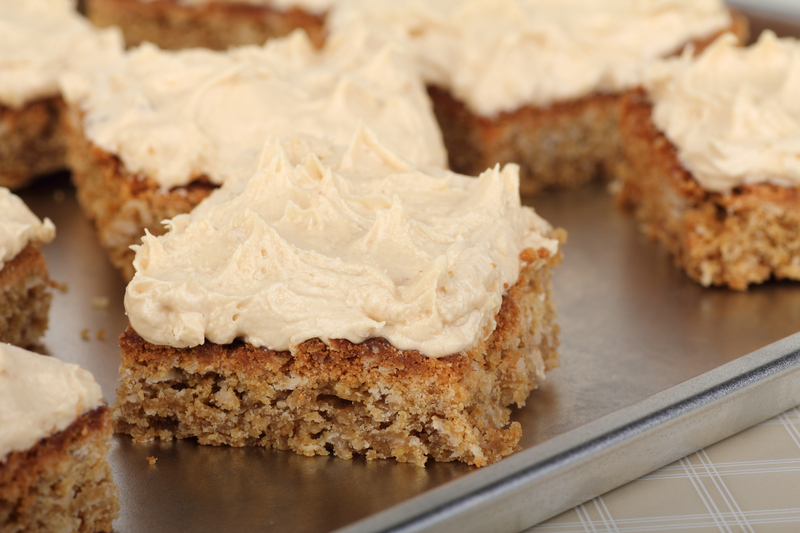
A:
[0,98,67,191]
[114,251,563,467]
[85,0,326,50]
[0,246,51,349]
[0,407,119,533]
[617,89,800,290]
[64,107,215,280]
[430,86,623,196]
[430,10,749,196]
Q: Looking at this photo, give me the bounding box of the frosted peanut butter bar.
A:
[114,128,564,467]
[0,188,55,348]
[0,343,119,532]
[618,32,800,290]
[61,29,447,280]
[0,0,121,190]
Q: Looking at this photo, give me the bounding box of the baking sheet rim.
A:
[335,331,800,533]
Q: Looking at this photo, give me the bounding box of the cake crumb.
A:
[50,280,68,293]
[91,296,109,310]
[96,330,106,341]
[53,189,66,202]
[80,329,90,341]
[146,456,157,466]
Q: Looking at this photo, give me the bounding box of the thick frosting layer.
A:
[0,343,104,461]
[125,127,559,357]
[0,0,122,109]
[0,188,56,270]
[61,29,447,190]
[329,0,731,115]
[647,32,800,192]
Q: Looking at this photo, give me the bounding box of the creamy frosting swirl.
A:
[0,0,123,109]
[329,0,732,115]
[125,127,558,357]
[0,343,104,461]
[647,31,800,192]
[61,28,447,190]
[0,188,56,270]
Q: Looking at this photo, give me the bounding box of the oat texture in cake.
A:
[329,0,746,194]
[0,0,122,190]
[85,0,330,50]
[0,188,55,348]
[618,31,800,290]
[0,343,119,532]
[61,27,448,280]
[114,127,564,467]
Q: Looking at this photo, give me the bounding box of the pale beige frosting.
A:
[329,0,732,116]
[0,343,104,461]
[0,0,123,110]
[61,28,447,190]
[647,32,800,192]
[0,188,56,270]
[125,127,559,357]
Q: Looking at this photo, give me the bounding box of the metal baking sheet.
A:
[14,10,800,532]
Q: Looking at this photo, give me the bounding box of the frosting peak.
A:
[125,127,558,357]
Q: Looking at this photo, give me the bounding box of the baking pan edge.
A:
[335,332,800,533]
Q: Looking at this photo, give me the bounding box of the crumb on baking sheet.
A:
[146,456,157,466]
[96,329,106,341]
[50,280,68,293]
[91,296,109,310]
[53,189,66,203]
[80,329,90,341]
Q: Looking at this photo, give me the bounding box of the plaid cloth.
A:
[530,406,800,532]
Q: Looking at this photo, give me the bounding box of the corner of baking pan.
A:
[335,331,800,533]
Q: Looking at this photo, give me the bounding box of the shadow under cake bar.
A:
[114,128,564,467]
[329,0,748,195]
[0,343,119,533]
[0,0,121,190]
[85,0,329,50]
[61,28,447,280]
[618,31,800,290]
[0,188,55,348]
